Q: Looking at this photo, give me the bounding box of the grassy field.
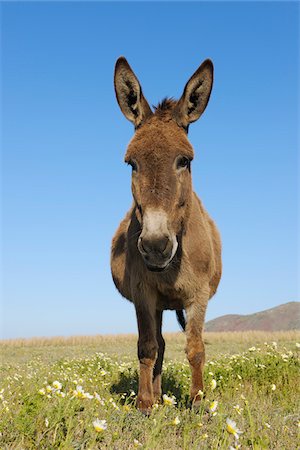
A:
[1,331,299,449]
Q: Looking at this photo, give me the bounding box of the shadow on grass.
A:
[111,369,189,407]
[111,369,138,398]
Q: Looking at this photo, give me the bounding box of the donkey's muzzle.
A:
[138,236,174,271]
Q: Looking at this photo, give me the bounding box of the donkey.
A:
[111,57,222,413]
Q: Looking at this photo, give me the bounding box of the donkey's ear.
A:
[114,57,153,128]
[173,59,213,130]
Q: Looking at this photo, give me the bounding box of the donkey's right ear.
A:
[114,57,153,129]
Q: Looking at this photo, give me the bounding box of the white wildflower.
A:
[209,400,218,413]
[52,381,62,390]
[172,416,180,426]
[233,404,242,415]
[226,418,242,440]
[210,379,217,390]
[163,394,177,406]
[93,418,107,432]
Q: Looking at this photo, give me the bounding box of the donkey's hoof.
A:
[190,393,205,410]
[191,399,202,411]
[139,407,152,416]
[153,392,162,404]
[136,396,153,415]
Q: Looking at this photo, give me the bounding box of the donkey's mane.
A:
[153,97,177,116]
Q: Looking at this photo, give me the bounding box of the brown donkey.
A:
[111,57,222,413]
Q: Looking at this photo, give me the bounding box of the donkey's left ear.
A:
[173,59,214,130]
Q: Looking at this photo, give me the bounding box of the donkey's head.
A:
[114,57,213,272]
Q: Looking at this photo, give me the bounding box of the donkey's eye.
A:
[177,156,190,171]
[128,160,138,172]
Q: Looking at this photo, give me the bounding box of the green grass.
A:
[1,332,299,449]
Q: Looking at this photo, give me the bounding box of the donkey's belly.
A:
[156,294,184,311]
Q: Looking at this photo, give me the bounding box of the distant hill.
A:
[205,302,300,332]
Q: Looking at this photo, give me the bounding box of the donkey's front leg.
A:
[185,287,209,406]
[135,302,158,414]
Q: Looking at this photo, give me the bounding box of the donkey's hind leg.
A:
[153,310,165,403]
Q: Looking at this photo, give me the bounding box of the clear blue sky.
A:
[1,2,299,339]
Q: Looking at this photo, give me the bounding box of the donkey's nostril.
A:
[158,236,169,254]
[140,238,148,254]
[140,236,169,255]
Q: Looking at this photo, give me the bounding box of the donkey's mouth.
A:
[145,262,169,272]
[144,255,176,273]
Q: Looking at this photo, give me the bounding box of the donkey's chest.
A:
[153,277,190,311]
